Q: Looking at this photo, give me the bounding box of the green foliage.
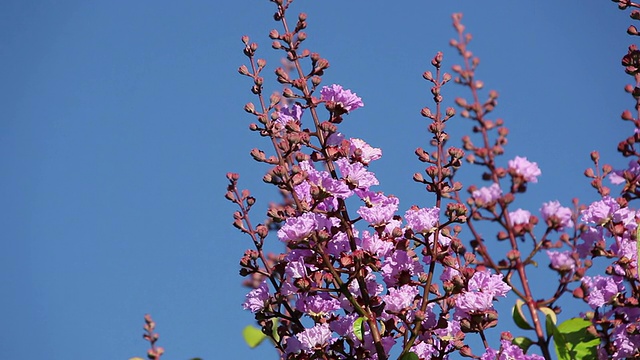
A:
[512,336,534,353]
[242,324,267,348]
[552,318,600,360]
[353,317,365,341]
[399,352,419,360]
[511,299,533,330]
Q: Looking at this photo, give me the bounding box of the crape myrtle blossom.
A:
[382,285,419,316]
[242,280,270,313]
[381,250,425,287]
[326,134,383,166]
[356,190,400,226]
[539,200,574,230]
[404,206,440,234]
[277,212,337,243]
[611,321,640,359]
[581,196,621,226]
[546,250,576,272]
[299,160,352,200]
[275,103,303,125]
[320,84,364,113]
[285,323,333,355]
[508,156,541,183]
[471,183,502,206]
[480,339,545,360]
[295,293,341,317]
[508,209,531,226]
[609,159,640,185]
[336,157,379,190]
[455,270,511,314]
[581,275,625,309]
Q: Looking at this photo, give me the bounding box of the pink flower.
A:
[349,138,382,164]
[472,183,502,205]
[546,250,576,272]
[540,200,574,230]
[320,84,364,112]
[383,285,419,314]
[286,323,333,354]
[404,206,440,233]
[242,281,270,313]
[582,275,624,308]
[508,156,541,183]
[509,208,531,226]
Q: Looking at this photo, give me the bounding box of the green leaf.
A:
[548,315,570,360]
[511,299,533,330]
[512,336,534,353]
[539,306,557,337]
[555,318,600,360]
[353,317,365,341]
[399,352,419,360]
[242,325,267,348]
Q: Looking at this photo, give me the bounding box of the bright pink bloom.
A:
[320,84,364,112]
[540,200,574,230]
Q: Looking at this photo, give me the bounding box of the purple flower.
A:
[275,104,303,125]
[468,270,511,298]
[481,339,545,360]
[411,341,437,359]
[540,200,574,230]
[582,275,624,308]
[509,208,531,226]
[336,157,379,189]
[581,196,619,225]
[320,84,364,112]
[472,183,502,206]
[361,230,394,258]
[576,226,603,258]
[349,138,382,165]
[455,291,494,312]
[277,212,319,243]
[609,160,640,185]
[242,281,269,313]
[404,206,440,234]
[508,156,541,183]
[546,250,576,272]
[381,250,424,286]
[612,323,640,359]
[296,293,341,317]
[300,160,353,200]
[356,190,399,226]
[286,323,333,354]
[383,285,419,314]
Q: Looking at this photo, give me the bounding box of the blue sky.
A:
[1,1,633,359]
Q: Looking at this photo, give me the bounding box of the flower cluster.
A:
[225,2,640,360]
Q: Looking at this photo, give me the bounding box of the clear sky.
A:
[1,1,632,359]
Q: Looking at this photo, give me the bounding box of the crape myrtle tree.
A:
[137,0,640,359]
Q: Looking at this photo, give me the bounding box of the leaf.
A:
[511,299,533,330]
[539,306,557,337]
[399,352,419,360]
[555,318,600,360]
[242,325,266,348]
[512,336,534,353]
[352,317,365,341]
[548,315,570,360]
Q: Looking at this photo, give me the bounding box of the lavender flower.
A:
[286,323,333,354]
[383,285,419,314]
[508,156,541,183]
[356,190,399,226]
[381,250,424,286]
[609,160,640,185]
[320,84,364,113]
[581,196,619,225]
[481,339,545,360]
[275,103,303,125]
[472,183,502,205]
[540,200,574,230]
[242,281,269,313]
[336,157,379,190]
[509,208,531,226]
[295,293,341,317]
[468,270,511,297]
[582,275,624,308]
[404,206,440,234]
[349,138,382,164]
[277,212,319,243]
[546,250,576,272]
